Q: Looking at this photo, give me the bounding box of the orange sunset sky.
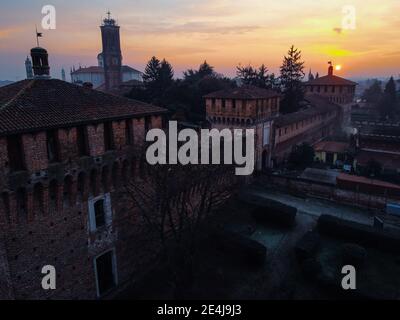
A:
[1,0,399,81]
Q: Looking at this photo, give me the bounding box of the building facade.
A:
[71,66,142,89]
[204,86,281,170]
[304,64,357,131]
[271,95,341,166]
[71,13,143,90]
[0,47,167,299]
[204,86,342,169]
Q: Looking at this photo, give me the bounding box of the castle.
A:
[205,64,357,170]
[0,45,166,299]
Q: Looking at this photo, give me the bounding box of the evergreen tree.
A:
[159,59,174,91]
[279,45,305,114]
[184,61,215,83]
[236,64,257,86]
[143,56,161,84]
[198,61,214,78]
[385,77,397,103]
[380,77,397,118]
[236,63,277,89]
[131,56,174,106]
[288,143,315,169]
[362,80,382,105]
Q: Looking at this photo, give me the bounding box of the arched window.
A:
[101,166,109,192]
[90,169,98,196]
[1,192,10,223]
[16,188,27,222]
[33,183,44,214]
[112,162,119,188]
[63,175,73,207]
[131,158,136,179]
[77,172,86,201]
[49,180,58,213]
[121,160,129,185]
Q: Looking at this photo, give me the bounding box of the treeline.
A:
[362,77,399,119]
[126,45,307,121]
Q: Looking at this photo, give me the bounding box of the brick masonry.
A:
[0,115,164,299]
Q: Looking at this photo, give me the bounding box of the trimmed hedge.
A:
[341,243,367,268]
[252,199,297,228]
[317,215,400,253]
[295,231,321,261]
[301,258,322,279]
[211,230,267,266]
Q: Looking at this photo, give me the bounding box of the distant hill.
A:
[0,80,13,87]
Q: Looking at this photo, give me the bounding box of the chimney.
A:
[328,62,333,76]
[30,47,50,78]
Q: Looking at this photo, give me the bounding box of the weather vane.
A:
[35,26,43,47]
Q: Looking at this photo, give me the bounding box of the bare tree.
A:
[123,157,242,297]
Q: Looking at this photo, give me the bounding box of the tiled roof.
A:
[304,75,357,86]
[300,168,339,185]
[121,66,142,74]
[71,65,142,75]
[314,141,349,153]
[204,85,281,99]
[0,79,167,136]
[337,173,400,190]
[274,95,340,127]
[355,150,400,170]
[71,66,103,74]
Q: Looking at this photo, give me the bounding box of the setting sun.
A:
[335,65,342,71]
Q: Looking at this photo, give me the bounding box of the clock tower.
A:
[100,11,122,90]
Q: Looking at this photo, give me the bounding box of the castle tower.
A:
[25,56,33,79]
[100,11,122,90]
[61,68,66,81]
[30,47,50,78]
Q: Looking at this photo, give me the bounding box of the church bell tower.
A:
[100,11,122,90]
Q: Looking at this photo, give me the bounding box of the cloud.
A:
[333,27,342,34]
[0,26,24,39]
[124,21,260,35]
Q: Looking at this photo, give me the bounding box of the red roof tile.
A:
[274,95,340,127]
[71,66,103,74]
[0,79,167,136]
[314,141,349,153]
[304,75,357,86]
[204,85,281,99]
[355,150,400,170]
[337,173,400,190]
[71,66,142,74]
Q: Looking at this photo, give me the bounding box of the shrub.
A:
[252,199,297,228]
[341,243,367,267]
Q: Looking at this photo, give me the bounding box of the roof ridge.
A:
[1,80,35,110]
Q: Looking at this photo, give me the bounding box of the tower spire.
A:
[100,11,122,90]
